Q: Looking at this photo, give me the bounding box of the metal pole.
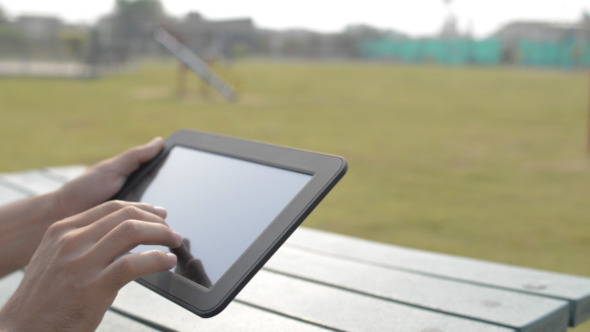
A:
[155,28,237,101]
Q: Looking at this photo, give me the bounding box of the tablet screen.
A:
[125,145,312,288]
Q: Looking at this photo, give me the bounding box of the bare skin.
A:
[0,137,181,331]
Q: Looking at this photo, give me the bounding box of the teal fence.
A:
[518,40,590,67]
[360,38,590,68]
[360,38,501,65]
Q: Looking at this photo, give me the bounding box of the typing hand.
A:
[0,201,182,332]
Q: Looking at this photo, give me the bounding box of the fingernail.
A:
[154,206,167,218]
[166,253,177,266]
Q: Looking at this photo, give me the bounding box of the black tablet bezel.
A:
[113,129,347,317]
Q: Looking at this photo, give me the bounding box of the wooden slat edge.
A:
[238,270,514,332]
[263,246,568,331]
[287,227,590,327]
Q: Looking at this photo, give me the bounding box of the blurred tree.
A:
[332,33,361,58]
[0,6,7,26]
[61,31,87,60]
[345,24,386,41]
[0,28,29,58]
[85,28,102,65]
[282,37,306,57]
[0,6,29,58]
[111,0,165,61]
[0,8,6,26]
[583,11,590,42]
[230,42,250,59]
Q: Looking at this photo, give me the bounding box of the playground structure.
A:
[154,28,238,101]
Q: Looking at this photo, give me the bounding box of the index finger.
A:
[80,204,170,245]
[63,200,167,230]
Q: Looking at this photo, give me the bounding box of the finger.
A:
[106,137,164,176]
[170,241,193,263]
[92,220,182,264]
[102,250,177,291]
[80,204,170,244]
[64,200,167,229]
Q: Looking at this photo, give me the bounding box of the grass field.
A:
[1,61,590,313]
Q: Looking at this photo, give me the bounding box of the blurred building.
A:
[180,12,256,59]
[494,21,569,63]
[259,29,332,59]
[0,15,98,77]
[493,16,590,66]
[15,15,62,41]
[1,16,62,59]
[2,6,588,68]
[494,21,571,43]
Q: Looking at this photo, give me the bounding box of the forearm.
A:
[0,192,65,278]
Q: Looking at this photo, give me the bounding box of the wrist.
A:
[0,190,69,276]
[41,190,68,226]
[51,187,71,221]
[20,191,70,237]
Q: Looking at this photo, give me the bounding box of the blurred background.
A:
[1,2,590,326]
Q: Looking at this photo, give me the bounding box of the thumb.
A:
[107,137,164,175]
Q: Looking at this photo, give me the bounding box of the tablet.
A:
[114,129,347,317]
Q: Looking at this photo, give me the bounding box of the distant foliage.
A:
[0,27,29,58]
[0,6,7,26]
[109,0,166,61]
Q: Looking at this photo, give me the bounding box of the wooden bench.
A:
[1,166,590,331]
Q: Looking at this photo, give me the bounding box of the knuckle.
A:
[104,200,126,212]
[121,205,142,220]
[46,221,67,237]
[55,231,79,251]
[59,232,76,243]
[117,219,142,241]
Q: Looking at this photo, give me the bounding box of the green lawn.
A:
[1,61,589,294]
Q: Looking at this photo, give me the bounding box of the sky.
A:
[1,0,589,38]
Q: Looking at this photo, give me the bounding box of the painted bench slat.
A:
[264,245,569,332]
[112,281,329,331]
[0,272,23,309]
[0,181,27,206]
[0,170,66,195]
[97,311,160,332]
[43,165,86,182]
[285,227,590,326]
[237,269,514,332]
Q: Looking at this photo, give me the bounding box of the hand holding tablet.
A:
[114,129,347,317]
